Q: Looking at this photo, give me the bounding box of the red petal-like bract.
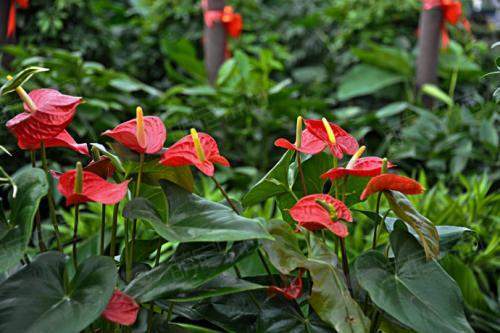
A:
[102,116,166,154]
[16,129,89,155]
[274,129,326,154]
[6,89,82,141]
[159,132,230,177]
[84,156,116,179]
[360,174,424,200]
[102,290,139,326]
[290,194,352,238]
[268,270,304,300]
[423,0,470,48]
[57,170,129,206]
[304,119,358,159]
[321,157,395,181]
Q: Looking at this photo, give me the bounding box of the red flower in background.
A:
[322,157,395,181]
[221,6,243,38]
[268,270,304,300]
[360,174,424,200]
[6,0,29,38]
[423,0,470,48]
[6,88,82,141]
[159,129,230,177]
[102,107,166,154]
[102,290,139,326]
[304,119,358,159]
[290,194,352,238]
[55,169,129,206]
[16,130,89,155]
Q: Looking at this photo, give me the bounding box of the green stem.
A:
[109,203,119,258]
[125,218,131,282]
[131,153,145,268]
[372,193,383,250]
[31,151,46,252]
[40,142,62,251]
[296,152,307,195]
[72,204,80,270]
[166,302,174,323]
[339,237,352,296]
[100,204,106,255]
[331,157,339,198]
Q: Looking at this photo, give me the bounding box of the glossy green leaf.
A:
[0,252,117,333]
[384,190,439,259]
[0,167,48,274]
[125,241,258,302]
[242,151,294,206]
[421,84,453,107]
[354,223,474,333]
[123,182,271,242]
[0,66,49,95]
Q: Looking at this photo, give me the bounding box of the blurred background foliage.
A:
[0,1,499,329]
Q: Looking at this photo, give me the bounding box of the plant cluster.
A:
[0,67,479,332]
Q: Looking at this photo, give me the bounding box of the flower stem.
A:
[109,203,119,258]
[40,142,63,251]
[100,204,106,255]
[211,176,239,213]
[296,152,307,195]
[131,153,145,268]
[72,203,80,270]
[372,192,383,250]
[30,151,47,252]
[125,218,131,282]
[331,157,339,198]
[339,237,352,296]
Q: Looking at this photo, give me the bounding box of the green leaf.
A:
[263,220,370,333]
[479,119,499,148]
[421,84,453,107]
[354,223,474,333]
[337,64,404,101]
[0,167,48,274]
[167,273,265,302]
[384,190,440,259]
[375,102,409,119]
[352,45,413,77]
[0,252,117,333]
[0,66,49,95]
[242,151,294,206]
[124,184,271,242]
[125,241,258,302]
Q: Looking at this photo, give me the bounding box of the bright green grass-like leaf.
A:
[0,252,116,333]
[125,241,258,302]
[421,84,453,107]
[0,167,47,274]
[354,223,473,333]
[0,66,49,95]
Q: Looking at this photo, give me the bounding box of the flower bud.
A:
[321,117,336,144]
[135,106,146,149]
[190,128,206,162]
[74,162,84,194]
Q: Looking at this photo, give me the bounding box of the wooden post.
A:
[0,0,16,68]
[415,7,443,108]
[203,0,226,85]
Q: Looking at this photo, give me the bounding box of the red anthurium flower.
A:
[56,169,129,206]
[6,0,29,38]
[15,129,89,155]
[6,88,82,141]
[290,194,352,238]
[268,270,304,300]
[159,128,230,177]
[84,156,116,179]
[423,0,470,48]
[274,116,326,154]
[304,118,358,159]
[102,290,139,326]
[102,106,166,154]
[221,6,243,38]
[322,157,395,181]
[360,174,424,201]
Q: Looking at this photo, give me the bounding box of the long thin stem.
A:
[339,237,352,296]
[125,218,131,282]
[131,153,145,268]
[372,192,383,250]
[72,204,80,270]
[100,204,106,255]
[31,151,47,252]
[211,176,239,213]
[109,203,119,258]
[296,152,307,195]
[40,142,63,251]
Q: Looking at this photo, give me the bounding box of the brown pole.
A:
[203,0,226,85]
[415,7,443,108]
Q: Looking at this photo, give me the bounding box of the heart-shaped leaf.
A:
[123,181,271,242]
[0,167,48,274]
[0,66,49,95]
[0,252,117,333]
[354,223,473,333]
[125,241,258,302]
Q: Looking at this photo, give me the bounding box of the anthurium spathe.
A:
[101,290,139,326]
[55,168,129,206]
[102,106,166,154]
[15,129,89,155]
[321,150,395,180]
[159,128,230,177]
[274,116,326,154]
[290,194,353,238]
[304,118,358,159]
[360,174,425,200]
[268,270,304,300]
[6,87,82,141]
